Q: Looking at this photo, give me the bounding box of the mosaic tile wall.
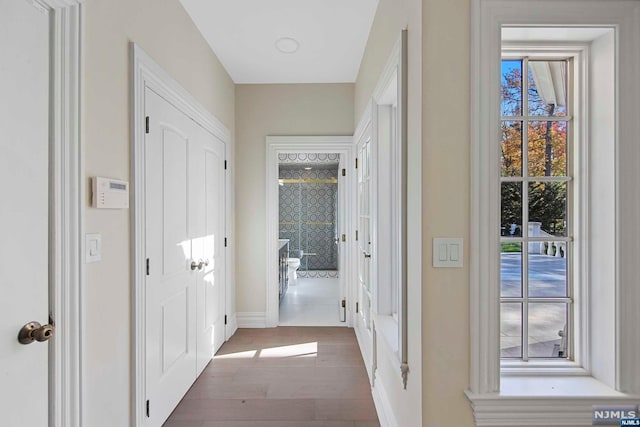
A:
[278,152,340,164]
[279,165,339,271]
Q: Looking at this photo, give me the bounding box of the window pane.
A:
[528,61,568,117]
[528,182,567,237]
[528,303,568,358]
[501,242,522,297]
[501,303,522,358]
[528,121,567,177]
[501,121,522,177]
[528,251,567,297]
[501,60,522,116]
[501,182,522,237]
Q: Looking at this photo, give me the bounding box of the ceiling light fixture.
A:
[304,167,312,170]
[275,37,300,54]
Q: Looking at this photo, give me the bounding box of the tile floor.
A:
[164,327,380,427]
[279,277,346,327]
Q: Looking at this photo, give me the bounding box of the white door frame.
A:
[265,136,355,328]
[30,1,85,426]
[130,44,234,426]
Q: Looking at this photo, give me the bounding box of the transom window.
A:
[500,56,574,361]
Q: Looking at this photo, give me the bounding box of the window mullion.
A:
[521,57,530,362]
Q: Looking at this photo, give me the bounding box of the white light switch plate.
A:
[86,233,102,263]
[433,238,463,267]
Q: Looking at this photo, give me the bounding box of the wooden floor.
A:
[164,327,380,427]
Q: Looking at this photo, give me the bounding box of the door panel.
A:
[145,88,197,426]
[354,123,374,371]
[195,125,226,375]
[0,1,50,424]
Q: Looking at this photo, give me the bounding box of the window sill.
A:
[375,314,399,358]
[465,376,640,426]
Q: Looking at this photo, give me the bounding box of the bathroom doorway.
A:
[278,154,343,325]
[265,137,355,328]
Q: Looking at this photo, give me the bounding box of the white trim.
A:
[469,0,640,424]
[265,136,355,328]
[38,0,84,425]
[130,43,233,427]
[236,312,267,329]
[371,375,399,427]
[225,313,238,337]
[368,30,409,388]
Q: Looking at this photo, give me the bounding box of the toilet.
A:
[287,257,301,284]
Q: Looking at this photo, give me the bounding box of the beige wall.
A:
[422,0,475,425]
[234,84,354,313]
[353,0,423,425]
[83,0,234,424]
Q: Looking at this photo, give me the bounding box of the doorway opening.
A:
[278,154,343,326]
[265,137,355,328]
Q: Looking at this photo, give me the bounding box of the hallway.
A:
[164,327,380,427]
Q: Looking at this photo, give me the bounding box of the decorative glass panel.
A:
[501,60,523,116]
[528,303,568,358]
[501,303,523,358]
[501,121,523,177]
[528,61,568,117]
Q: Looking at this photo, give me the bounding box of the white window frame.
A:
[370,30,410,388]
[499,48,584,371]
[468,0,640,425]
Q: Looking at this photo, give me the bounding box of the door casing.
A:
[130,44,234,426]
[265,136,356,328]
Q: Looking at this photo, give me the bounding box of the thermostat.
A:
[92,176,129,209]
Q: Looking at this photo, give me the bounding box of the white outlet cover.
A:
[86,233,102,263]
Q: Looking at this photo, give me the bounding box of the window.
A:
[500,57,574,362]
[468,1,640,424]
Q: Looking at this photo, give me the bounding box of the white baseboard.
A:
[236,312,267,328]
[372,376,399,427]
[225,313,238,339]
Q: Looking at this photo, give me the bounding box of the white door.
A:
[190,122,226,375]
[354,124,374,367]
[145,88,198,426]
[337,156,347,322]
[0,1,52,425]
[145,88,227,425]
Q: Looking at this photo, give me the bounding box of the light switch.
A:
[433,238,463,267]
[86,233,102,263]
[438,244,448,261]
[449,244,459,261]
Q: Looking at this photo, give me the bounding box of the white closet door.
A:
[0,1,51,424]
[145,88,197,426]
[191,122,226,375]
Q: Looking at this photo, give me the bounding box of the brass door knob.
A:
[18,321,55,345]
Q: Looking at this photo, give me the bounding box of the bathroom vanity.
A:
[278,239,289,301]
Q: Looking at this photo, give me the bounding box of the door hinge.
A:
[224,237,228,247]
[355,158,358,169]
[341,234,346,242]
[342,168,346,177]
[224,315,228,325]
[145,116,150,134]
[224,160,227,170]
[341,299,346,308]
[355,230,359,241]
[356,302,359,313]
[146,258,150,276]
[146,399,150,418]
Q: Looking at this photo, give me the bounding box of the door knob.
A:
[363,252,371,259]
[190,260,204,270]
[18,321,55,345]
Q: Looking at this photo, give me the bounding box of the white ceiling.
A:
[179,0,379,84]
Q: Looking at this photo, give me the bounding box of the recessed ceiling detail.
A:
[179,0,379,84]
[275,37,299,54]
